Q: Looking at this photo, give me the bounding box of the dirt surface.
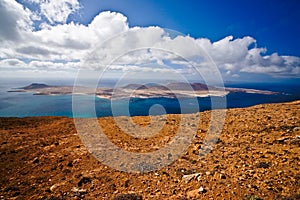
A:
[1,101,300,199]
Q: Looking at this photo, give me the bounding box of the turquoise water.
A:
[0,79,299,118]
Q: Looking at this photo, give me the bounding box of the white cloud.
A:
[30,0,80,24]
[108,65,174,73]
[194,36,300,77]
[0,58,27,69]
[241,54,300,76]
[0,0,33,41]
[0,0,299,80]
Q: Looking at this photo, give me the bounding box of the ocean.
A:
[0,79,299,118]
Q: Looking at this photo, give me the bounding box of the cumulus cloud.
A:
[0,0,32,41]
[0,0,299,79]
[28,0,80,24]
[191,36,300,77]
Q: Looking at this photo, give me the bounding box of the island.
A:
[8,82,279,99]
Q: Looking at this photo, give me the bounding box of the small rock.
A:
[72,187,87,198]
[187,186,207,198]
[67,161,73,167]
[33,157,39,164]
[275,137,289,144]
[199,186,205,193]
[113,194,142,200]
[220,173,226,179]
[72,187,87,193]
[50,184,59,192]
[110,183,116,191]
[124,180,130,188]
[252,185,259,190]
[290,136,300,145]
[256,162,270,168]
[244,195,262,200]
[182,173,201,182]
[10,150,16,154]
[78,177,92,187]
[293,127,300,131]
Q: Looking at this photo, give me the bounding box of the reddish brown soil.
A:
[1,101,300,199]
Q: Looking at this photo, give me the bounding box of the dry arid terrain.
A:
[1,101,300,199]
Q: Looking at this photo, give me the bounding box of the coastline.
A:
[0,99,299,119]
[7,83,278,100]
[2,82,298,118]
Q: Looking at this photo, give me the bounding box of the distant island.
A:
[8,82,279,99]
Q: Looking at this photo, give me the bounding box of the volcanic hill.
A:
[1,101,300,199]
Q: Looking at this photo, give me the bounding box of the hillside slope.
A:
[1,101,300,199]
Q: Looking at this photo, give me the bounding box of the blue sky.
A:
[72,0,300,56]
[0,0,299,83]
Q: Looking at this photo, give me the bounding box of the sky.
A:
[0,0,299,83]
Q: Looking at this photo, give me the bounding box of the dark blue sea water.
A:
[0,79,299,118]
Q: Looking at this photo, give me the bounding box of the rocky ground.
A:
[1,101,300,199]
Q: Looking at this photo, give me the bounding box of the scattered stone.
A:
[50,184,59,192]
[110,183,117,191]
[71,187,87,198]
[220,173,226,179]
[199,186,207,193]
[190,160,197,164]
[113,194,142,200]
[256,162,270,168]
[244,195,262,200]
[10,150,16,154]
[290,135,300,145]
[72,187,87,193]
[33,157,39,164]
[124,180,130,188]
[78,177,92,187]
[67,161,73,167]
[293,127,300,131]
[182,173,201,182]
[75,173,82,179]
